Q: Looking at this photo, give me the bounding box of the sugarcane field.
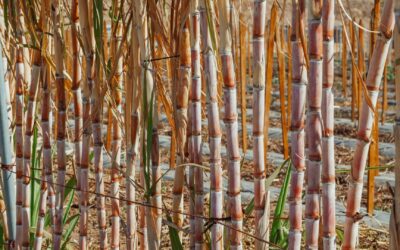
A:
[0,0,400,249]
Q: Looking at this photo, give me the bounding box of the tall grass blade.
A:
[166,213,183,250]
[270,161,292,246]
[62,178,77,224]
[61,214,80,249]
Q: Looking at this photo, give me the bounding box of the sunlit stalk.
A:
[93,1,108,248]
[217,0,243,248]
[199,0,224,248]
[110,1,122,248]
[288,1,307,248]
[251,0,268,248]
[134,0,160,248]
[343,1,395,249]
[342,27,347,98]
[322,0,336,248]
[172,19,190,241]
[126,1,140,248]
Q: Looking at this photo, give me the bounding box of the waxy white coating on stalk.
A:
[0,41,16,246]
[22,61,41,250]
[288,1,308,249]
[34,161,47,250]
[252,0,268,248]
[15,4,25,245]
[306,1,323,248]
[92,121,108,249]
[322,0,336,248]
[199,1,224,247]
[343,0,395,249]
[151,116,162,246]
[217,0,243,247]
[126,1,140,248]
[52,0,68,247]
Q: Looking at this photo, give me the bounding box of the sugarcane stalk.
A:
[139,139,148,250]
[21,0,49,247]
[199,1,224,248]
[134,0,160,248]
[106,107,113,152]
[78,0,95,248]
[32,3,51,247]
[184,1,197,233]
[150,100,162,249]
[134,2,148,248]
[126,3,140,246]
[34,63,52,250]
[350,22,356,122]
[389,1,400,248]
[51,0,67,247]
[2,57,12,134]
[188,105,195,249]
[71,0,82,197]
[357,20,365,123]
[305,1,323,248]
[189,1,203,248]
[92,1,108,248]
[288,1,307,248]
[0,40,16,248]
[322,0,335,248]
[287,25,293,130]
[172,19,190,241]
[0,7,12,130]
[342,1,395,249]
[15,2,25,247]
[110,9,123,249]
[251,0,268,248]
[33,159,47,250]
[149,28,162,250]
[217,0,243,248]
[104,21,112,154]
[239,16,247,154]
[342,27,347,98]
[381,59,388,124]
[19,16,30,92]
[44,63,56,236]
